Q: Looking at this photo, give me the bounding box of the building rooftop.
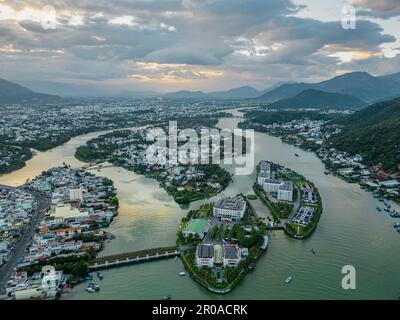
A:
[279,181,293,191]
[214,197,245,211]
[260,161,271,172]
[197,244,214,259]
[224,244,239,259]
[264,179,282,185]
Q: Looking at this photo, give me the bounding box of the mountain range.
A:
[259,71,400,104]
[1,71,400,108]
[0,78,61,104]
[268,89,367,109]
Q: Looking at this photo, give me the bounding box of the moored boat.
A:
[390,211,400,218]
[179,272,186,276]
[86,287,96,293]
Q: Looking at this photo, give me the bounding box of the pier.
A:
[89,246,181,270]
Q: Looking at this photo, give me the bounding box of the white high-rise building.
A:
[69,187,83,202]
[263,179,283,193]
[277,181,293,202]
[257,161,271,186]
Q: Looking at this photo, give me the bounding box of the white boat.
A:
[174,256,178,262]
[86,287,96,293]
[285,276,293,284]
[179,272,186,276]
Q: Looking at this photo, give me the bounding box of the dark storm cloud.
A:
[351,0,400,19]
[0,0,399,92]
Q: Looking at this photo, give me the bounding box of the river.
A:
[0,109,399,300]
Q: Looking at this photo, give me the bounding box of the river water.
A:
[0,109,399,300]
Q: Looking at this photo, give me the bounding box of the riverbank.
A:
[239,112,400,206]
[3,166,120,299]
[1,108,400,299]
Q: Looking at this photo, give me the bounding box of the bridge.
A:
[89,246,182,270]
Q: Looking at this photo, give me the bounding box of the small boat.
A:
[179,272,186,276]
[384,207,390,212]
[376,207,382,212]
[390,212,400,218]
[162,294,171,300]
[89,283,100,291]
[174,256,178,262]
[86,287,96,293]
[294,153,299,158]
[324,171,330,175]
[393,223,400,228]
[97,272,104,280]
[284,276,293,284]
[311,248,316,255]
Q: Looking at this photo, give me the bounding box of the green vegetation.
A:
[19,255,90,278]
[0,144,33,174]
[329,97,400,172]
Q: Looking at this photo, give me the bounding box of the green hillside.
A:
[329,97,400,171]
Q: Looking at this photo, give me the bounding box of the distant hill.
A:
[209,86,262,99]
[163,85,278,99]
[268,89,366,109]
[259,71,400,103]
[0,78,61,104]
[329,97,400,171]
[163,90,208,99]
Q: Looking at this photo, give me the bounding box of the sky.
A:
[0,0,400,95]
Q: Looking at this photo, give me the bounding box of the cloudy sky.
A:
[0,0,400,95]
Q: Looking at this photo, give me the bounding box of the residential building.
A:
[277,181,293,202]
[213,197,246,221]
[223,244,241,268]
[196,244,215,268]
[263,179,283,193]
[257,161,271,186]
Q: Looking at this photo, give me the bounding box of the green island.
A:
[75,128,232,205]
[176,197,268,293]
[253,161,323,239]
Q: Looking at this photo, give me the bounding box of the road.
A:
[0,189,50,294]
